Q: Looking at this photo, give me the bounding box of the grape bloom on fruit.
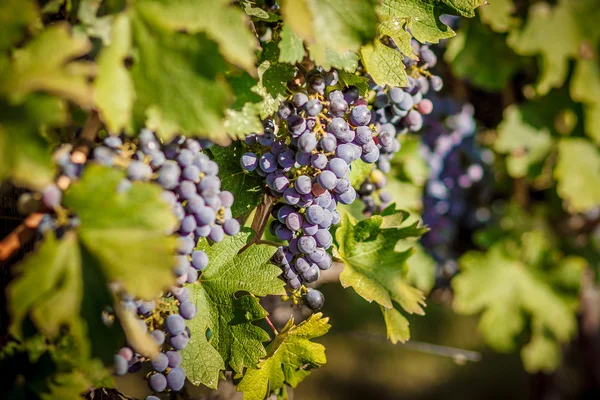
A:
[240,68,380,309]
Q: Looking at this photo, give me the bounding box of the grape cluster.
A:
[419,101,491,272]
[23,130,239,397]
[240,69,380,311]
[359,40,443,214]
[94,131,239,395]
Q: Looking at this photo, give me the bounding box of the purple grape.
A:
[169,333,189,351]
[259,153,277,173]
[328,158,349,178]
[294,257,310,273]
[179,301,196,320]
[350,105,371,126]
[314,229,333,249]
[292,92,308,108]
[151,330,165,345]
[166,314,185,335]
[223,219,240,236]
[305,99,323,116]
[305,205,324,225]
[302,223,319,236]
[114,354,128,376]
[209,225,224,242]
[320,135,337,152]
[149,373,167,392]
[298,236,317,254]
[337,187,357,205]
[151,353,169,372]
[275,224,294,241]
[167,367,186,391]
[302,264,320,283]
[166,351,181,368]
[285,212,303,231]
[317,170,337,190]
[298,133,317,153]
[283,187,301,205]
[304,288,325,311]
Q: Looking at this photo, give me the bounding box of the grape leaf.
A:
[405,244,436,294]
[129,10,233,144]
[571,58,600,145]
[237,313,330,400]
[348,159,373,187]
[335,211,427,343]
[360,40,407,88]
[0,95,65,189]
[494,104,554,179]
[309,46,360,72]
[181,230,286,388]
[0,24,94,107]
[135,0,257,72]
[0,0,38,52]
[281,0,378,66]
[8,233,83,340]
[445,17,521,91]
[478,0,520,33]
[378,0,485,45]
[63,164,178,299]
[452,239,584,371]
[241,0,281,22]
[209,143,265,218]
[337,70,370,96]
[554,138,600,213]
[94,14,134,134]
[507,0,600,95]
[279,24,304,65]
[77,0,114,44]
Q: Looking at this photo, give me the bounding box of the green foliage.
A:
[237,313,330,400]
[554,138,600,213]
[0,96,65,189]
[506,0,600,95]
[181,230,285,388]
[445,17,521,91]
[452,233,585,372]
[335,211,427,343]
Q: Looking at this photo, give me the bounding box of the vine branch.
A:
[241,192,278,252]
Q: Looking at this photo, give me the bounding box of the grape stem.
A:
[0,112,103,263]
[241,192,278,252]
[265,315,279,336]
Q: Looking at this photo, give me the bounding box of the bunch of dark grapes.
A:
[23,130,239,398]
[419,100,492,280]
[359,40,443,214]
[240,69,380,311]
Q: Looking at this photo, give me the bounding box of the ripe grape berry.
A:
[240,68,380,309]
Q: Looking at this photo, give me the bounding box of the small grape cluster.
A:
[240,69,380,310]
[420,101,491,272]
[23,129,239,397]
[93,131,240,396]
[359,40,443,214]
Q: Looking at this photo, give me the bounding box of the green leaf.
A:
[308,46,360,73]
[8,233,83,340]
[521,329,562,372]
[181,230,285,388]
[279,24,305,65]
[77,0,114,44]
[571,58,600,145]
[237,313,330,400]
[335,211,427,340]
[405,244,436,294]
[241,1,281,22]
[209,143,265,218]
[63,164,178,299]
[478,0,520,33]
[554,138,600,213]
[0,95,65,189]
[0,0,38,52]
[337,70,370,96]
[136,0,258,71]
[129,9,233,144]
[452,240,582,372]
[94,14,134,134]
[348,159,373,187]
[281,0,378,64]
[0,24,94,107]
[377,0,485,44]
[494,104,554,179]
[360,40,407,87]
[445,17,520,91]
[506,0,600,95]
